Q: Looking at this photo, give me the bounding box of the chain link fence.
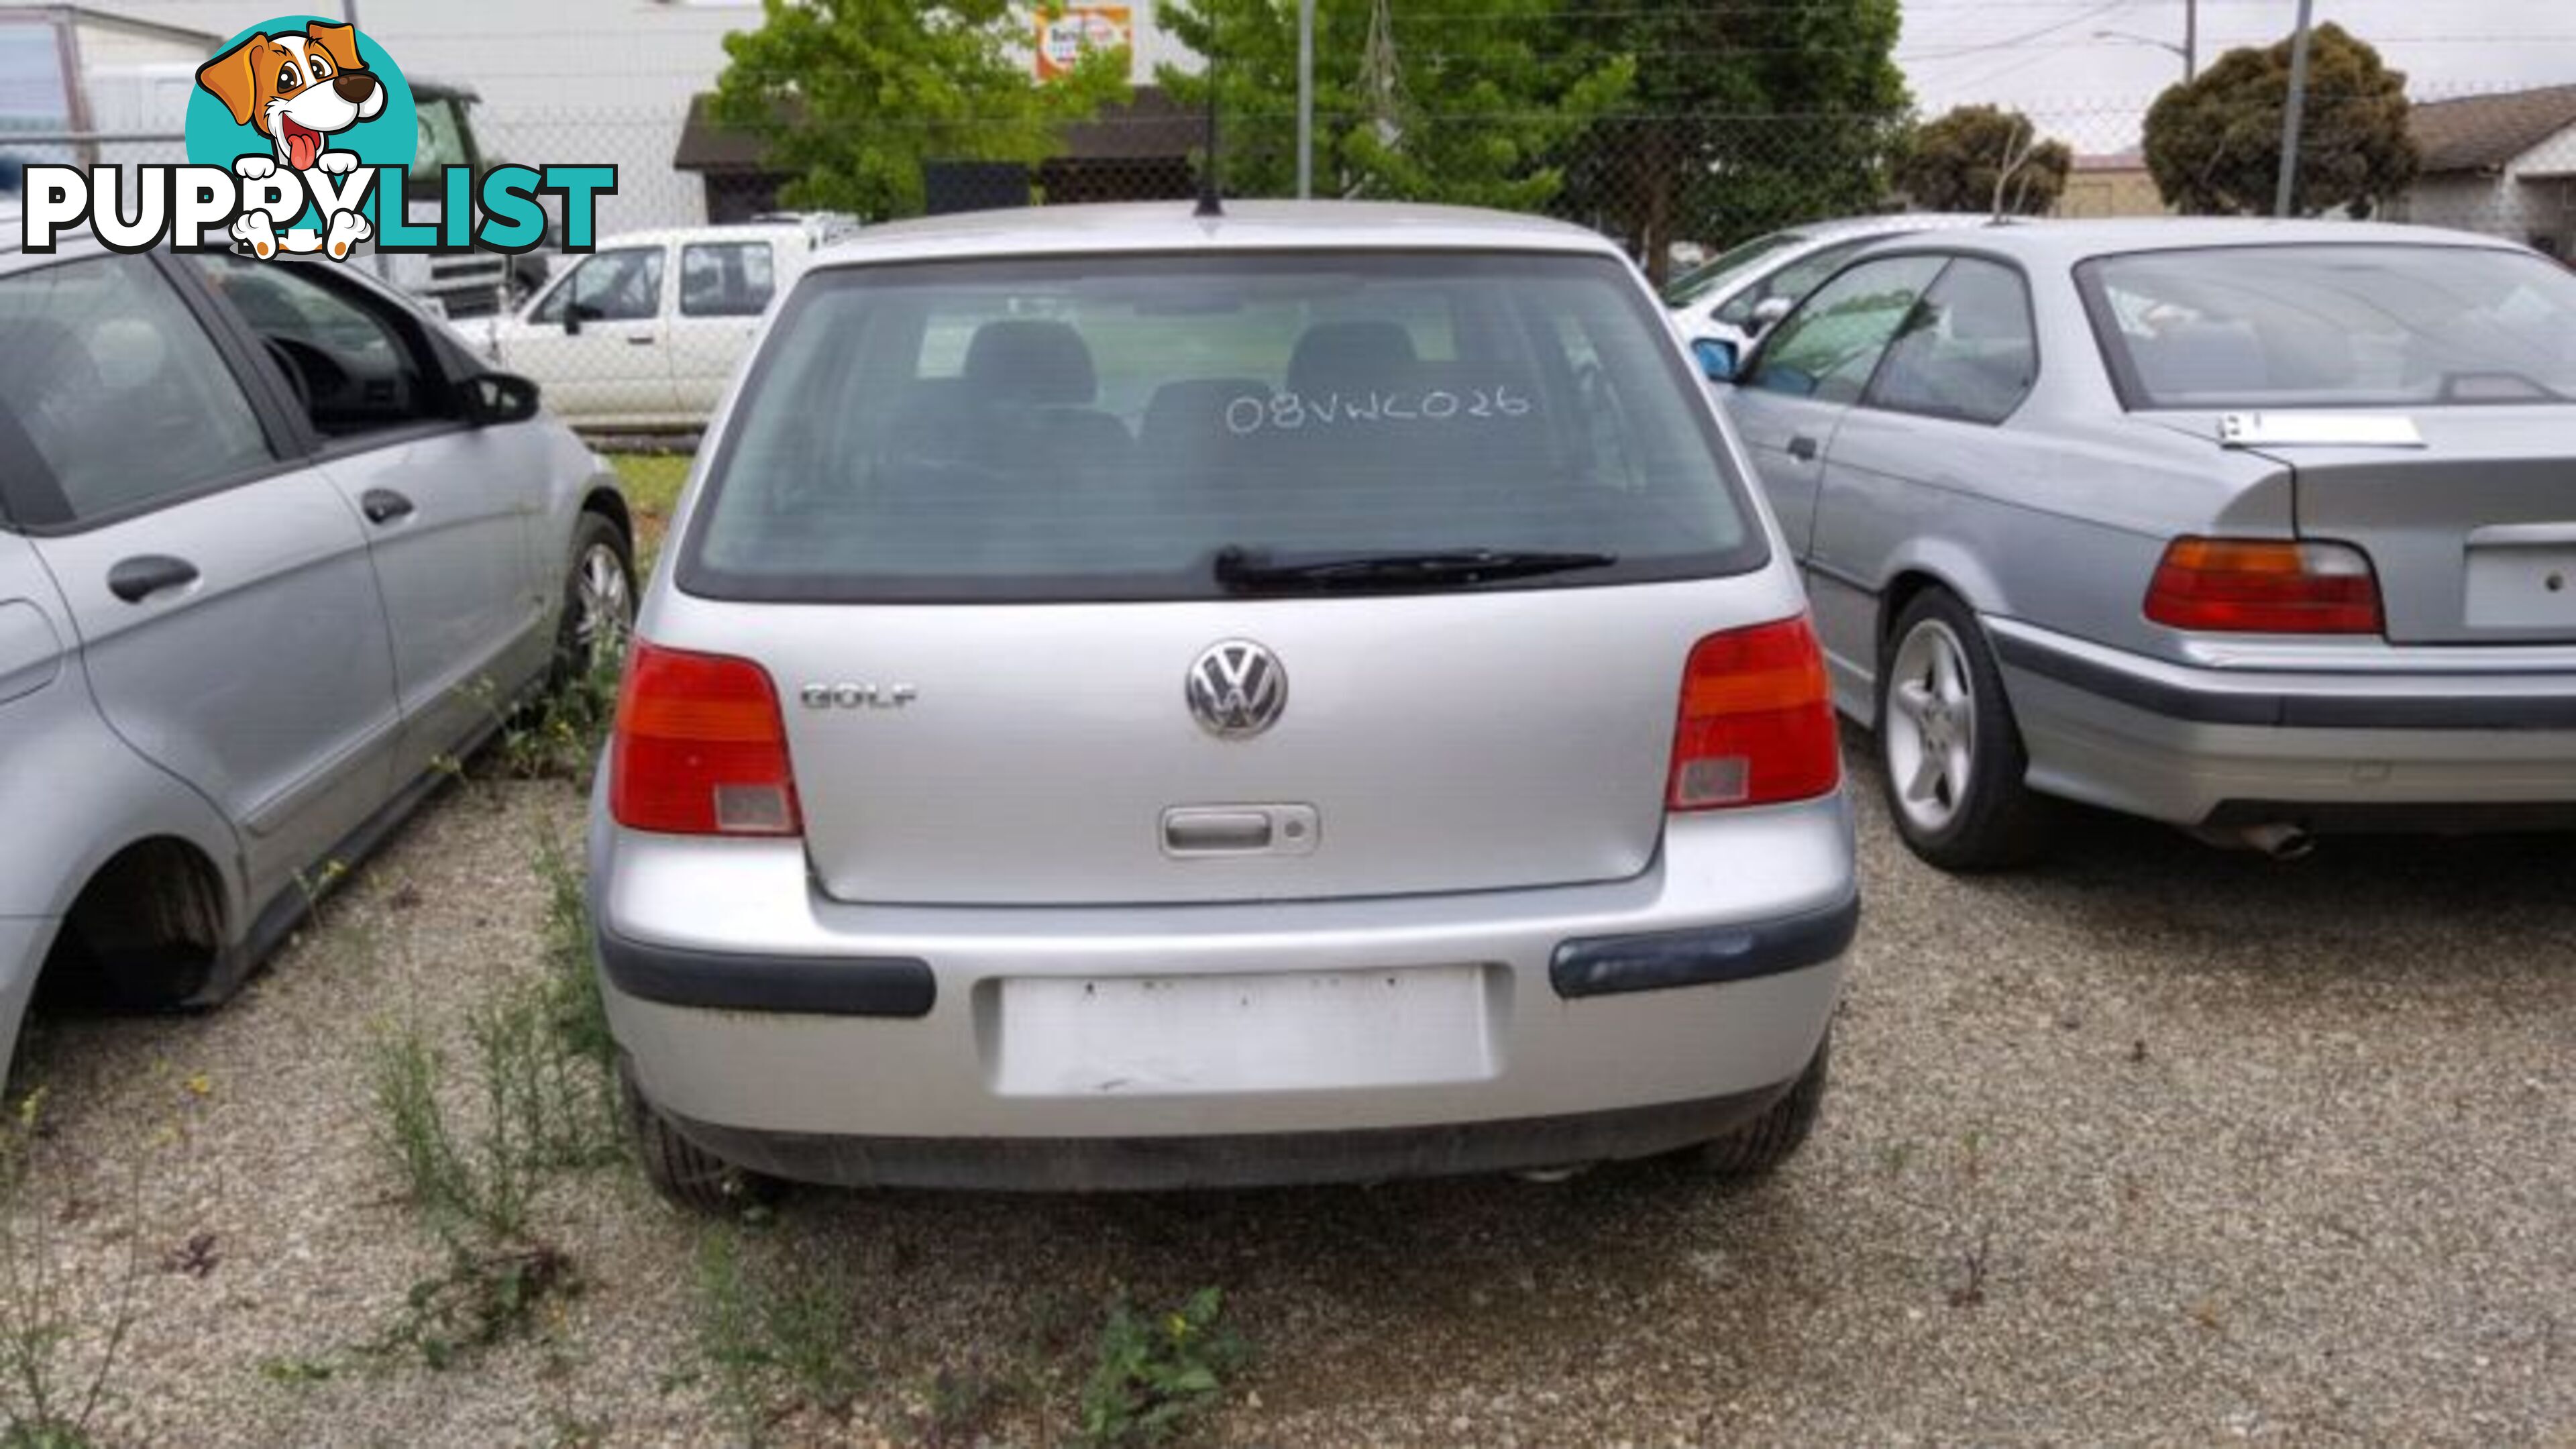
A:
[21,77,2564,437]
[434,80,2568,436]
[470,75,2571,274]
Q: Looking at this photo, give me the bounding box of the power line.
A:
[1907,0,2139,64]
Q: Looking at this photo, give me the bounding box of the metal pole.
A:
[342,0,361,27]
[2274,0,2315,217]
[1296,0,1315,199]
[2183,0,2196,80]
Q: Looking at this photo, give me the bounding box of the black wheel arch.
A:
[578,486,633,550]
[40,835,230,1010]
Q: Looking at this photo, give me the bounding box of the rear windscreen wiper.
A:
[1214,545,1618,594]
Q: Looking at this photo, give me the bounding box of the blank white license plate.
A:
[993,965,1495,1097]
[2465,544,2576,631]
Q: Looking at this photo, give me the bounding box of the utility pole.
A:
[1296,0,1313,199]
[2273,0,2315,217]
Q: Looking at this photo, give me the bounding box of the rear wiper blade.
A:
[1214,545,1618,594]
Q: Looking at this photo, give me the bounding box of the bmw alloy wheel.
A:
[1884,619,1976,835]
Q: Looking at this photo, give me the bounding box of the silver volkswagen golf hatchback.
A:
[592,202,1858,1204]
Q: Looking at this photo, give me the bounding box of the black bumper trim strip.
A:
[661,1084,1794,1191]
[1993,633,2282,726]
[1550,893,1858,1000]
[597,930,936,1018]
[1991,633,2576,731]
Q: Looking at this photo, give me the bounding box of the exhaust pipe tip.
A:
[2188,822,2318,859]
[2240,823,2316,861]
[1513,1164,1592,1185]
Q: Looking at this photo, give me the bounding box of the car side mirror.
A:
[1748,295,1795,336]
[1692,337,1741,384]
[562,307,584,337]
[460,370,542,427]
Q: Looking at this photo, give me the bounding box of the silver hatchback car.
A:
[1,231,632,1089]
[1713,219,2576,868]
[593,202,1860,1203]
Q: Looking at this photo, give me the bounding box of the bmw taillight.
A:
[2145,537,2383,635]
[1668,616,1841,810]
[610,641,802,837]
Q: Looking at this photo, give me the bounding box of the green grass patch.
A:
[1076,1288,1246,1448]
[608,453,694,572]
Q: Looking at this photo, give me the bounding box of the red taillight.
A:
[610,641,802,837]
[1668,616,1841,811]
[2145,538,2383,635]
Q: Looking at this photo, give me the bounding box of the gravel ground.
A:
[5,753,2573,1446]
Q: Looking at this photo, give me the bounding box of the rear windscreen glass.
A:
[2079,244,2576,409]
[679,251,1764,602]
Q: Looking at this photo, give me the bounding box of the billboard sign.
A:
[1035,5,1132,82]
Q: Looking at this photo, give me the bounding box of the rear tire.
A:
[1874,589,2054,871]
[621,1061,782,1216]
[1692,1031,1829,1177]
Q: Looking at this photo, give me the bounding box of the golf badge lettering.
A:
[17,15,615,263]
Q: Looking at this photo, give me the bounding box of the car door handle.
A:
[626,335,657,347]
[360,488,416,525]
[1788,435,1821,462]
[107,554,199,603]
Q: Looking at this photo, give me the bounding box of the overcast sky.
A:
[1899,0,2576,150]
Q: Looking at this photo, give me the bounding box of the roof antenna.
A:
[1196,52,1224,217]
[1990,115,2037,225]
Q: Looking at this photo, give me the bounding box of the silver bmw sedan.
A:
[1708,218,2576,869]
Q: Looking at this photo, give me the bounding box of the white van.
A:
[484,215,856,431]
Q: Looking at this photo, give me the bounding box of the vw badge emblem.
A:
[1186,640,1287,739]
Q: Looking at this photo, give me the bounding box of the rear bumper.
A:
[1990,618,2576,827]
[664,1085,1795,1192]
[590,793,1856,1183]
[598,894,1859,1017]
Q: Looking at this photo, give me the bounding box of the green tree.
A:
[1895,105,2072,215]
[2143,23,2416,217]
[714,0,1130,219]
[1152,0,1632,212]
[1564,0,1910,282]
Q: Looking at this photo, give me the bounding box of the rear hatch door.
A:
[666,244,1789,906]
[703,581,1780,906]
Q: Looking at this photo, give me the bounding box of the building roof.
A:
[1062,86,1199,160]
[2410,85,2576,174]
[674,93,786,174]
[675,86,1197,175]
[0,6,220,50]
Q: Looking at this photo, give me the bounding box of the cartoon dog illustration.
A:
[195,22,383,260]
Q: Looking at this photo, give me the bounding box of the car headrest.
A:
[1286,320,1417,399]
[0,319,107,419]
[962,319,1097,405]
[1939,268,2029,344]
[2134,320,2268,397]
[1142,377,1270,447]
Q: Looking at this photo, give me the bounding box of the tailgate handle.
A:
[1161,804,1320,857]
[1165,810,1272,853]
